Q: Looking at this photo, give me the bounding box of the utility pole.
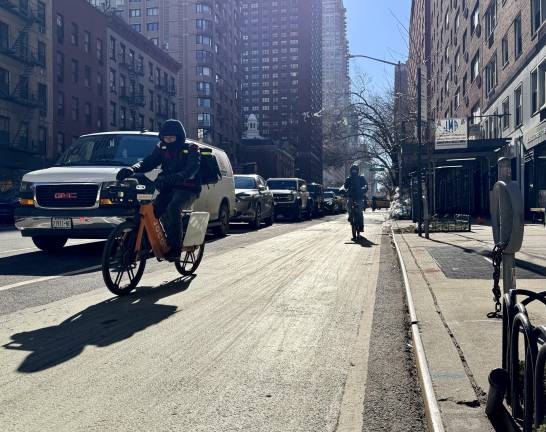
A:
[417,67,423,237]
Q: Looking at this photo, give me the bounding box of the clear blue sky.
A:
[344,0,411,92]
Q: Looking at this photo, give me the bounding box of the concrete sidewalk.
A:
[392,221,546,431]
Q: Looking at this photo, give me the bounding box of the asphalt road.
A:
[0,211,425,431]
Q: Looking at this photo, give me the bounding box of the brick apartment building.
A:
[55,0,180,156]
[98,0,242,163]
[406,0,546,217]
[0,0,53,193]
[241,0,323,183]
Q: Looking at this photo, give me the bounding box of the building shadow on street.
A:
[3,276,194,373]
[0,241,105,278]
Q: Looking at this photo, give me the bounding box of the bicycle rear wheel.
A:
[102,222,146,296]
[175,243,205,276]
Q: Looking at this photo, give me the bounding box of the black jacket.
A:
[344,175,368,200]
[132,120,201,192]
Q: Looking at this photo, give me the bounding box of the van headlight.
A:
[19,181,33,193]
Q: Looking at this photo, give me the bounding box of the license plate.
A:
[51,218,72,229]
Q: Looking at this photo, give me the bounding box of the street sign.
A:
[420,68,427,122]
[435,118,468,150]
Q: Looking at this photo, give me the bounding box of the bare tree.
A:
[322,73,417,197]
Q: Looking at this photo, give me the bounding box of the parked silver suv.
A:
[266,178,311,221]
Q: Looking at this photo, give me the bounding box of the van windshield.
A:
[267,180,297,190]
[56,135,159,167]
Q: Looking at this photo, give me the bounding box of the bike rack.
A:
[485,177,546,431]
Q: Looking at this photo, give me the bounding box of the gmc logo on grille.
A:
[54,192,78,200]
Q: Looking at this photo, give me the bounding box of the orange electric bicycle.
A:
[101,176,209,296]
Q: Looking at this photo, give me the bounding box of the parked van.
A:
[15,131,236,251]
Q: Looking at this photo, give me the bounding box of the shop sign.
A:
[435,118,468,150]
[524,122,546,149]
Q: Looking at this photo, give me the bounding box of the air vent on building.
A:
[475,24,481,37]
[463,8,469,18]
[464,51,469,63]
[464,95,469,106]
[475,74,482,88]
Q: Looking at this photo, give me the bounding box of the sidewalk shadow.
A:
[3,276,194,373]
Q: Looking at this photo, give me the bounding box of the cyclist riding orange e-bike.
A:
[116,119,201,261]
[343,164,368,239]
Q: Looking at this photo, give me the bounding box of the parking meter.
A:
[491,157,525,306]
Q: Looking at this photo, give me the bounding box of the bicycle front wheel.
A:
[175,243,205,276]
[102,221,146,296]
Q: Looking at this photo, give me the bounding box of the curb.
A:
[391,227,445,432]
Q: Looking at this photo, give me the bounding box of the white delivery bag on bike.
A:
[183,212,210,247]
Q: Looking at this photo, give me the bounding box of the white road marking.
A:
[0,265,101,292]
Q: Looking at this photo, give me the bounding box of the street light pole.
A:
[417,67,423,237]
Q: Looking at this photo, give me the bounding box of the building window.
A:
[502,97,510,130]
[120,106,126,129]
[471,52,480,82]
[56,13,64,44]
[514,85,523,127]
[501,35,509,66]
[71,22,78,45]
[84,66,91,88]
[0,67,9,96]
[0,22,8,51]
[129,9,141,17]
[97,72,103,95]
[196,19,212,32]
[56,52,64,82]
[97,107,104,130]
[485,54,497,94]
[198,97,211,108]
[71,97,79,121]
[146,22,159,32]
[532,0,546,34]
[57,91,64,116]
[471,5,480,35]
[530,61,546,114]
[84,102,91,126]
[197,113,212,127]
[96,38,103,62]
[514,15,522,58]
[484,1,497,39]
[147,7,159,16]
[71,59,79,83]
[109,36,116,60]
[0,116,9,146]
[38,83,47,111]
[84,31,90,53]
[131,24,141,32]
[56,132,65,154]
[196,3,212,14]
[110,102,117,126]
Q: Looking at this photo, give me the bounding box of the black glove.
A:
[154,176,169,191]
[116,167,134,182]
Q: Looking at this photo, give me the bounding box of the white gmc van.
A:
[15,131,236,251]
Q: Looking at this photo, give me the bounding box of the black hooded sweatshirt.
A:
[132,119,201,192]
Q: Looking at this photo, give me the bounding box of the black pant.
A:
[154,189,198,250]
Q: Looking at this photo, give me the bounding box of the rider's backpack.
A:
[199,147,222,185]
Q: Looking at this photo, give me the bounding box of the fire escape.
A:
[0,0,45,149]
[118,52,145,111]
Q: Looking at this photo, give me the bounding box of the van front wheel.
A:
[32,236,68,252]
[212,203,230,237]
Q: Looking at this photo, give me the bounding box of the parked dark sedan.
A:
[233,174,275,229]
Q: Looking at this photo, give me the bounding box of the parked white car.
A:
[15,131,236,251]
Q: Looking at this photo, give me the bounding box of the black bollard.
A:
[486,368,509,417]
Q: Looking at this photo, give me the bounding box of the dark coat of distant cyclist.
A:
[344,173,368,201]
